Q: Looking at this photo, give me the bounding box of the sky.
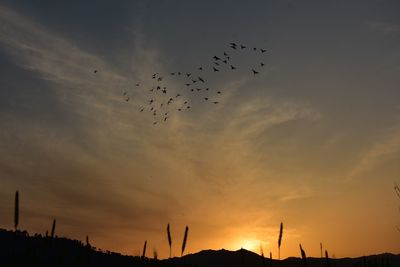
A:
[0,0,399,259]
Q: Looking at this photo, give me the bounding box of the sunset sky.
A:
[0,0,399,259]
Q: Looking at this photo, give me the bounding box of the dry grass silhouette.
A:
[167,223,172,258]
[181,226,189,256]
[153,247,158,260]
[278,222,283,260]
[299,244,307,267]
[50,219,56,238]
[142,240,147,259]
[396,184,400,232]
[325,250,331,267]
[14,190,19,231]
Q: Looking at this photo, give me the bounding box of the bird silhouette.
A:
[260,62,265,67]
[213,67,219,72]
[176,94,181,98]
[214,61,220,66]
[204,97,209,101]
[170,72,175,75]
[125,97,130,102]
[240,44,246,49]
[198,67,203,70]
[213,101,219,104]
[230,65,236,70]
[260,48,267,53]
[153,121,157,125]
[223,60,228,64]
[223,52,228,56]
[252,69,259,74]
[140,108,144,112]
[164,117,168,122]
[217,91,222,94]
[185,83,191,87]
[186,73,191,77]
[198,76,205,83]
[135,83,140,86]
[94,70,98,73]
[213,56,220,60]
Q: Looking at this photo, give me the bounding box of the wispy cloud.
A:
[347,127,400,179]
[366,21,400,35]
[0,3,324,256]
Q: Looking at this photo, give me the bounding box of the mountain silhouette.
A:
[1,228,399,267]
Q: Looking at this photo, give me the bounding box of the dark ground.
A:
[1,228,399,267]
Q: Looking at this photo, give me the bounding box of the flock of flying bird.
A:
[95,42,268,125]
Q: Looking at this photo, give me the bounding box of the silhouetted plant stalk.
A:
[299,244,307,267]
[320,242,323,258]
[50,219,56,238]
[153,248,158,260]
[142,240,147,259]
[260,245,266,267]
[325,250,330,267]
[14,190,19,231]
[181,226,189,267]
[269,252,273,267]
[395,184,400,232]
[167,223,172,258]
[86,235,90,247]
[181,226,189,256]
[278,222,283,260]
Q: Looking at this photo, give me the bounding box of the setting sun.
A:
[240,240,260,253]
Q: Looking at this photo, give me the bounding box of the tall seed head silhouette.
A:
[181,226,189,256]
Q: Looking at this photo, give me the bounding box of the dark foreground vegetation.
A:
[1,228,399,267]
